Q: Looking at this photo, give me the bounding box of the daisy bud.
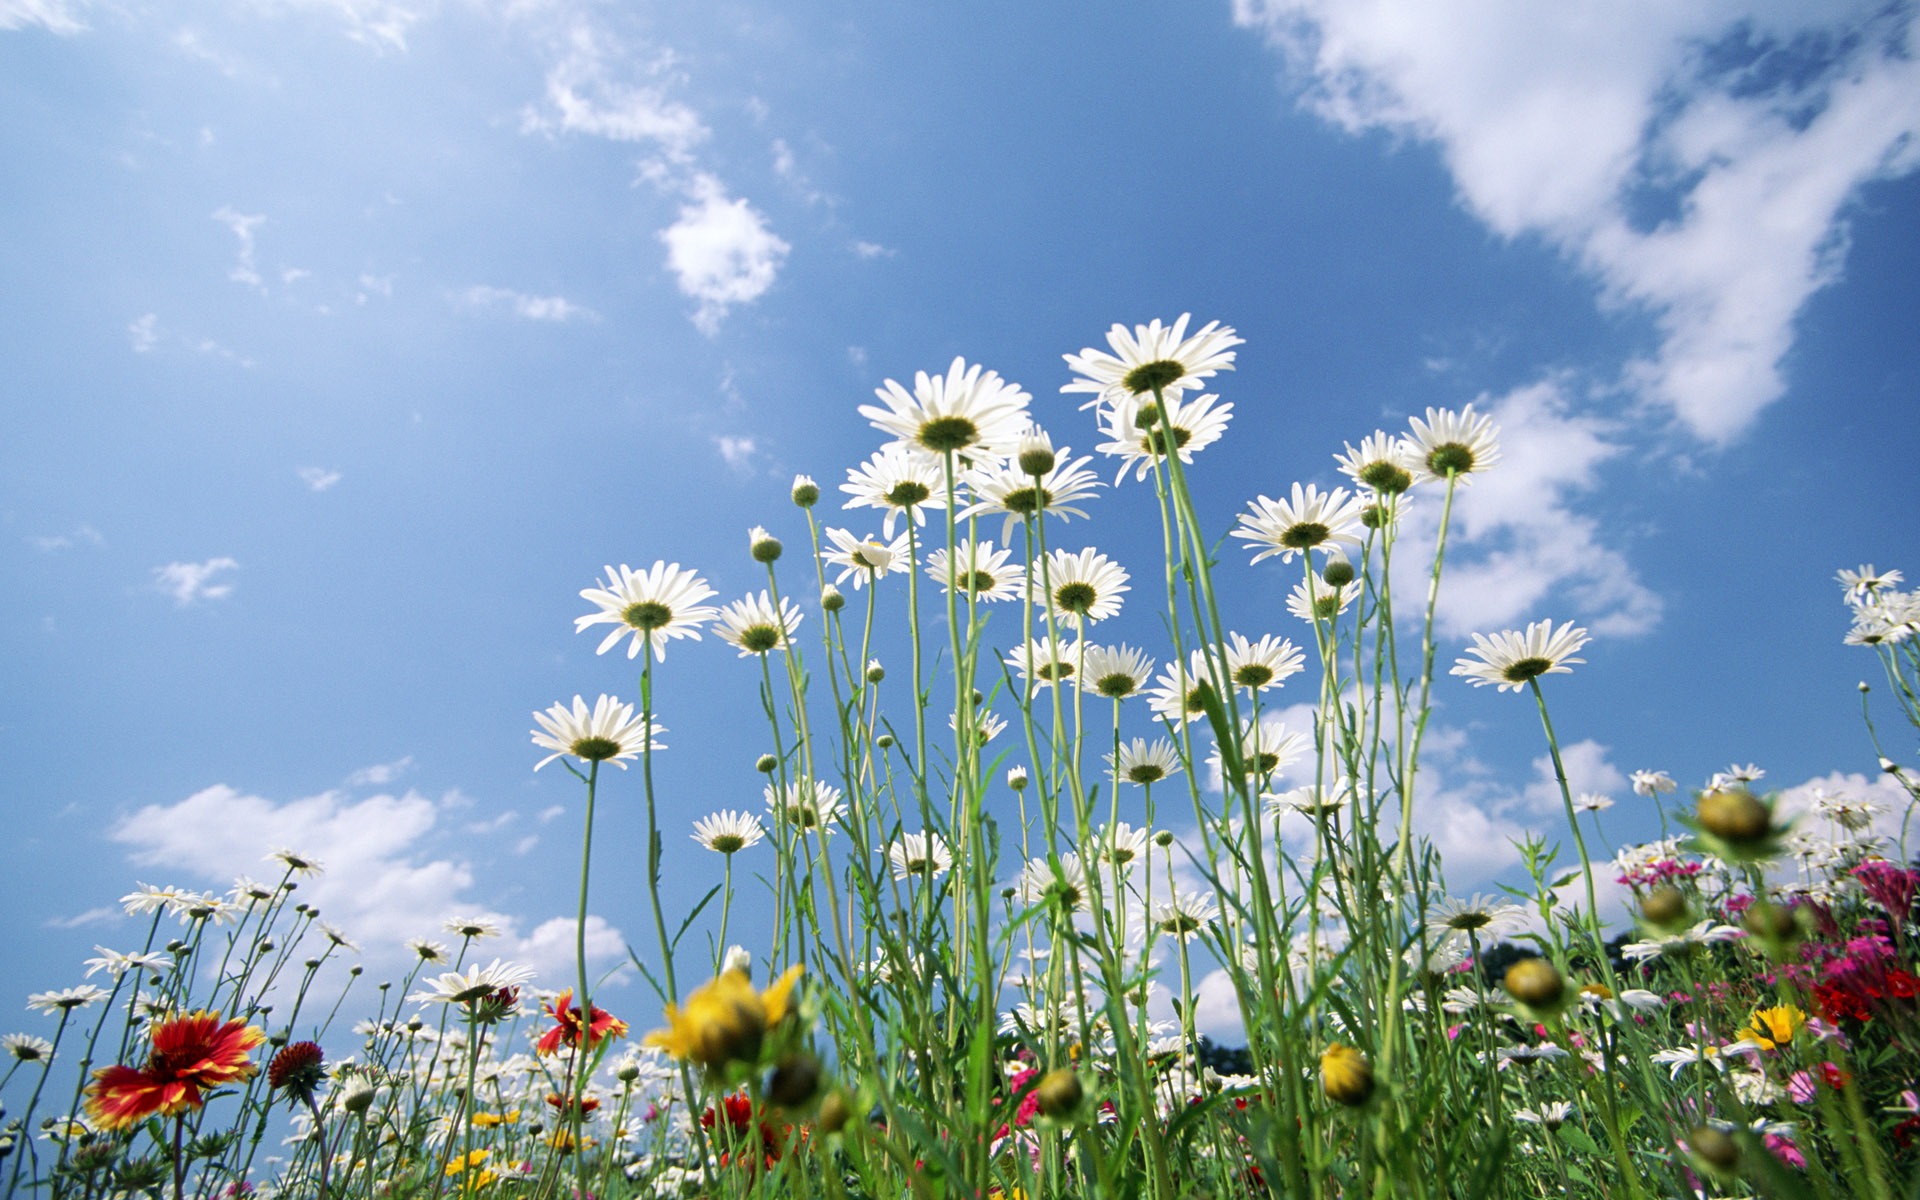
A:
[1503,958,1565,1011]
[1154,830,1176,848]
[1319,1043,1373,1106]
[816,1089,853,1134]
[1007,766,1029,791]
[1687,1125,1740,1173]
[1034,1068,1083,1119]
[342,1084,377,1115]
[1018,444,1056,476]
[616,1062,641,1083]
[1360,503,1390,529]
[1638,884,1689,930]
[791,475,819,507]
[722,945,752,976]
[1697,788,1771,844]
[865,660,885,684]
[767,1053,823,1108]
[755,754,779,774]
[1859,681,1871,693]
[1322,555,1355,588]
[821,586,845,613]
[749,526,783,563]
[876,733,895,749]
[1882,757,1899,774]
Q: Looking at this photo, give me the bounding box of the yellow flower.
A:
[645,965,804,1068]
[1320,1043,1373,1107]
[469,1109,520,1128]
[445,1148,495,1188]
[1741,1003,1806,1051]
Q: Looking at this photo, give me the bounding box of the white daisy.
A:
[1512,1101,1576,1130]
[1145,650,1225,724]
[25,986,110,1014]
[1334,431,1415,495]
[575,562,718,662]
[840,444,951,536]
[4,1033,54,1062]
[1008,636,1080,689]
[1032,546,1129,628]
[1451,620,1590,692]
[712,591,803,656]
[270,848,326,877]
[962,448,1102,543]
[1062,314,1243,411]
[1223,631,1305,693]
[1078,643,1155,700]
[1095,390,1234,483]
[691,810,766,854]
[409,959,538,1005]
[1233,482,1366,564]
[444,915,503,940]
[1152,892,1219,941]
[530,694,660,770]
[1649,1040,1760,1080]
[1287,579,1361,624]
[1573,793,1614,813]
[119,883,197,917]
[764,778,846,832]
[1209,719,1307,781]
[821,528,911,589]
[924,538,1021,602]
[885,832,952,881]
[406,938,450,962]
[1424,894,1529,946]
[1621,919,1744,962]
[1837,564,1903,603]
[1405,404,1501,484]
[1091,822,1151,871]
[1630,769,1677,797]
[1016,853,1090,913]
[949,708,1008,749]
[1707,762,1765,790]
[1110,737,1181,785]
[81,947,172,979]
[859,355,1031,463]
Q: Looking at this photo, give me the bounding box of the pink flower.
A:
[1765,1132,1806,1169]
[1788,1071,1818,1103]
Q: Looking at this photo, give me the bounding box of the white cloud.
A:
[211,206,266,289]
[511,915,628,984]
[298,466,343,492]
[523,24,707,161]
[658,172,790,334]
[152,557,239,606]
[30,524,102,552]
[1234,2,1920,441]
[1520,738,1626,815]
[356,273,394,304]
[0,0,85,34]
[456,285,595,322]
[852,240,892,259]
[346,755,413,786]
[1392,380,1662,637]
[714,435,756,470]
[247,0,418,53]
[128,313,159,352]
[45,906,118,929]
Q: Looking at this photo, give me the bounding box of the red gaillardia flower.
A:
[535,990,628,1057]
[267,1041,328,1106]
[85,1011,266,1129]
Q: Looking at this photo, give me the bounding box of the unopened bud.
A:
[1502,958,1565,1010]
[1321,556,1355,588]
[791,475,819,508]
[1697,788,1771,844]
[865,660,885,684]
[1319,1044,1373,1106]
[1007,766,1029,792]
[756,753,779,774]
[821,586,845,613]
[1639,885,1689,929]
[1034,1068,1083,1118]
[749,526,783,563]
[767,1054,823,1108]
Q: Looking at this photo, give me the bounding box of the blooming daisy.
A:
[85,1011,265,1130]
[949,708,1008,749]
[961,449,1101,543]
[692,810,766,854]
[530,694,661,770]
[119,883,197,916]
[763,778,846,832]
[410,959,538,1006]
[1145,649,1225,724]
[1209,718,1307,781]
[1095,390,1234,484]
[270,848,325,877]
[1630,769,1677,797]
[1451,619,1590,692]
[1706,762,1765,789]
[1334,431,1415,495]
[1233,483,1366,565]
[1091,822,1150,871]
[444,915,503,940]
[81,948,172,980]
[1512,1101,1577,1130]
[1838,564,1903,603]
[1007,636,1080,689]
[840,444,951,536]
[1573,793,1614,813]
[26,986,111,1013]
[1078,643,1155,700]
[576,562,718,661]
[1287,578,1362,624]
[712,592,803,656]
[1650,1040,1760,1080]
[406,938,450,962]
[821,528,911,589]
[924,538,1021,601]
[230,877,278,903]
[1016,853,1090,913]
[885,832,952,881]
[860,356,1032,463]
[1405,404,1501,484]
[1425,894,1529,946]
[1223,631,1304,693]
[1032,546,1130,628]
[5,1033,53,1062]
[1111,737,1182,786]
[1152,892,1218,941]
[1062,314,1243,410]
[1620,919,1743,962]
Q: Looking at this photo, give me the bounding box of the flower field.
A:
[6,317,1919,1199]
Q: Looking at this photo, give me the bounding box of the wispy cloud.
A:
[1234,2,1920,441]
[128,313,159,352]
[346,755,413,786]
[0,0,85,35]
[522,23,707,161]
[30,524,103,552]
[212,206,266,289]
[713,434,756,471]
[153,557,239,606]
[659,172,790,334]
[298,466,343,491]
[455,285,596,322]
[45,906,118,929]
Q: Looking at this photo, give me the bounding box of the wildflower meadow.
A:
[6,317,1920,1199]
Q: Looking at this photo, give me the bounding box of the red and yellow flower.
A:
[85,1010,266,1130]
[534,990,628,1057]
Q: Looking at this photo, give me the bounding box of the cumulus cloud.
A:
[298,466,343,491]
[346,755,413,786]
[0,0,85,34]
[658,173,790,334]
[153,557,239,606]
[523,23,707,161]
[713,435,756,470]
[211,206,265,289]
[1234,1,1920,441]
[511,915,628,983]
[456,285,595,322]
[30,524,102,552]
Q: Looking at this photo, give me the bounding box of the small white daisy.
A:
[1008,636,1080,689]
[1152,892,1219,941]
[712,591,803,656]
[1334,431,1415,495]
[1110,737,1181,785]
[1837,564,1903,603]
[1095,389,1235,484]
[3,1033,54,1062]
[530,694,661,770]
[691,810,766,854]
[1209,718,1306,781]
[821,528,911,589]
[1062,314,1243,411]
[1424,894,1529,946]
[1573,793,1614,813]
[1016,853,1090,913]
[1405,404,1501,484]
[1233,483,1367,564]
[409,959,538,1006]
[1630,769,1677,796]
[840,444,951,537]
[26,986,111,1014]
[764,779,846,832]
[1032,546,1130,628]
[860,356,1032,463]
[1078,643,1155,700]
[1451,620,1590,692]
[924,538,1021,602]
[1286,579,1361,624]
[1145,650,1225,724]
[444,915,504,940]
[961,448,1102,543]
[885,831,952,881]
[575,562,718,661]
[1223,631,1305,693]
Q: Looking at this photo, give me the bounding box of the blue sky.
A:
[4,0,1918,1037]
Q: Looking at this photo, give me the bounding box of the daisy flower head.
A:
[1451,620,1590,692]
[1287,578,1362,624]
[270,848,325,877]
[4,1032,53,1062]
[410,959,539,1006]
[860,356,1032,464]
[1017,852,1090,913]
[1406,404,1501,484]
[692,810,766,854]
[821,528,911,590]
[949,707,1008,750]
[1008,636,1080,689]
[531,694,660,770]
[1224,631,1304,693]
[1092,821,1150,871]
[1425,894,1529,946]
[1032,546,1130,628]
[1078,643,1155,700]
[1096,390,1234,483]
[1631,769,1678,797]
[444,915,503,940]
[1111,737,1182,786]
[120,883,196,916]
[840,443,951,536]
[1335,431,1415,496]
[85,1011,265,1130]
[961,449,1101,543]
[1573,792,1614,813]
[713,591,803,656]
[1062,314,1243,411]
[406,938,450,962]
[925,538,1021,602]
[82,948,172,980]
[1153,892,1219,941]
[1837,564,1903,604]
[886,832,952,881]
[27,986,111,1014]
[1146,649,1225,725]
[576,562,718,661]
[1233,483,1366,565]
[1209,718,1307,781]
[764,778,846,833]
